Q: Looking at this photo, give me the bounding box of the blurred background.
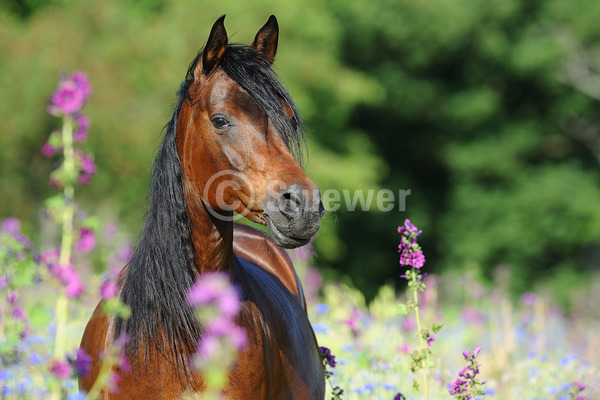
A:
[1,0,600,304]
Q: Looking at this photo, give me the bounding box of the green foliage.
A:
[1,0,600,297]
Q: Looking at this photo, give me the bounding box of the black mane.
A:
[114,44,305,384]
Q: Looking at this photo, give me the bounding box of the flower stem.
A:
[413,284,428,399]
[51,115,75,400]
[85,355,113,400]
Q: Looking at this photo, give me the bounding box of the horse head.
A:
[176,15,323,249]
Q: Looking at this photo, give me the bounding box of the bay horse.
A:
[80,15,325,399]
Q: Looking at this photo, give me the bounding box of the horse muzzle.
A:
[264,183,324,249]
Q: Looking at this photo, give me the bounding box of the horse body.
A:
[80,15,325,399]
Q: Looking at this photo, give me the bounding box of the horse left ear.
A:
[251,15,279,65]
[196,14,228,79]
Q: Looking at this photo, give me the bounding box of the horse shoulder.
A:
[79,302,111,393]
[233,223,306,309]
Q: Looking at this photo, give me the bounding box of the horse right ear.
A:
[196,15,228,79]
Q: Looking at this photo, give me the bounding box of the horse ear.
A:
[251,15,278,65]
[197,15,228,79]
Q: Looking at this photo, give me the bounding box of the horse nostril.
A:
[277,189,303,218]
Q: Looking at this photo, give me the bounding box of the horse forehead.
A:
[204,74,254,111]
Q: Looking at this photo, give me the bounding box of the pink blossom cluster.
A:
[397,219,425,269]
[449,347,486,399]
[39,248,85,299]
[186,272,247,366]
[43,71,96,187]
[48,72,92,117]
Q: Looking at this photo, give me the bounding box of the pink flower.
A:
[41,142,57,157]
[117,353,132,374]
[50,81,85,115]
[48,72,92,116]
[408,251,425,269]
[76,227,96,253]
[186,272,240,310]
[50,263,84,298]
[401,317,416,332]
[290,237,314,262]
[12,306,25,320]
[77,150,96,175]
[100,280,119,300]
[397,219,422,236]
[71,72,92,99]
[49,359,72,379]
[73,114,90,142]
[1,217,32,248]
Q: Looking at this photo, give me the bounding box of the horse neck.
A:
[185,194,234,275]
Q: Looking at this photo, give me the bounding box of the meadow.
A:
[2,214,600,399]
[2,66,600,400]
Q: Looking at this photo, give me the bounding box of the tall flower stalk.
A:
[397,219,441,399]
[184,272,248,399]
[45,71,94,400]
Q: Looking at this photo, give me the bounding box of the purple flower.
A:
[49,359,72,379]
[397,219,422,236]
[401,317,416,332]
[573,381,585,392]
[50,264,84,298]
[50,81,85,115]
[394,394,406,400]
[100,280,119,300]
[12,306,25,320]
[48,72,92,116]
[0,275,8,290]
[448,378,468,395]
[290,237,314,262]
[117,353,132,374]
[73,114,90,142]
[75,227,96,253]
[1,217,32,249]
[425,331,435,346]
[408,251,425,269]
[8,292,17,304]
[397,219,425,270]
[520,292,537,307]
[71,72,92,99]
[319,346,336,368]
[186,272,240,317]
[72,348,93,378]
[41,142,57,157]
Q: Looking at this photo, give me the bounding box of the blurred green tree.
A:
[1,0,600,298]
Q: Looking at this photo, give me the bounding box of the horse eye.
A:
[211,116,229,129]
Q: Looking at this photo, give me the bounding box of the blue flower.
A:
[363,384,374,391]
[382,383,396,390]
[315,304,330,313]
[66,392,87,400]
[528,369,539,379]
[312,324,328,334]
[0,370,12,381]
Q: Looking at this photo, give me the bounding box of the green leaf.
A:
[45,194,64,210]
[412,378,420,391]
[432,324,444,333]
[398,303,408,315]
[102,298,132,319]
[81,215,102,231]
[11,259,36,287]
[27,303,52,328]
